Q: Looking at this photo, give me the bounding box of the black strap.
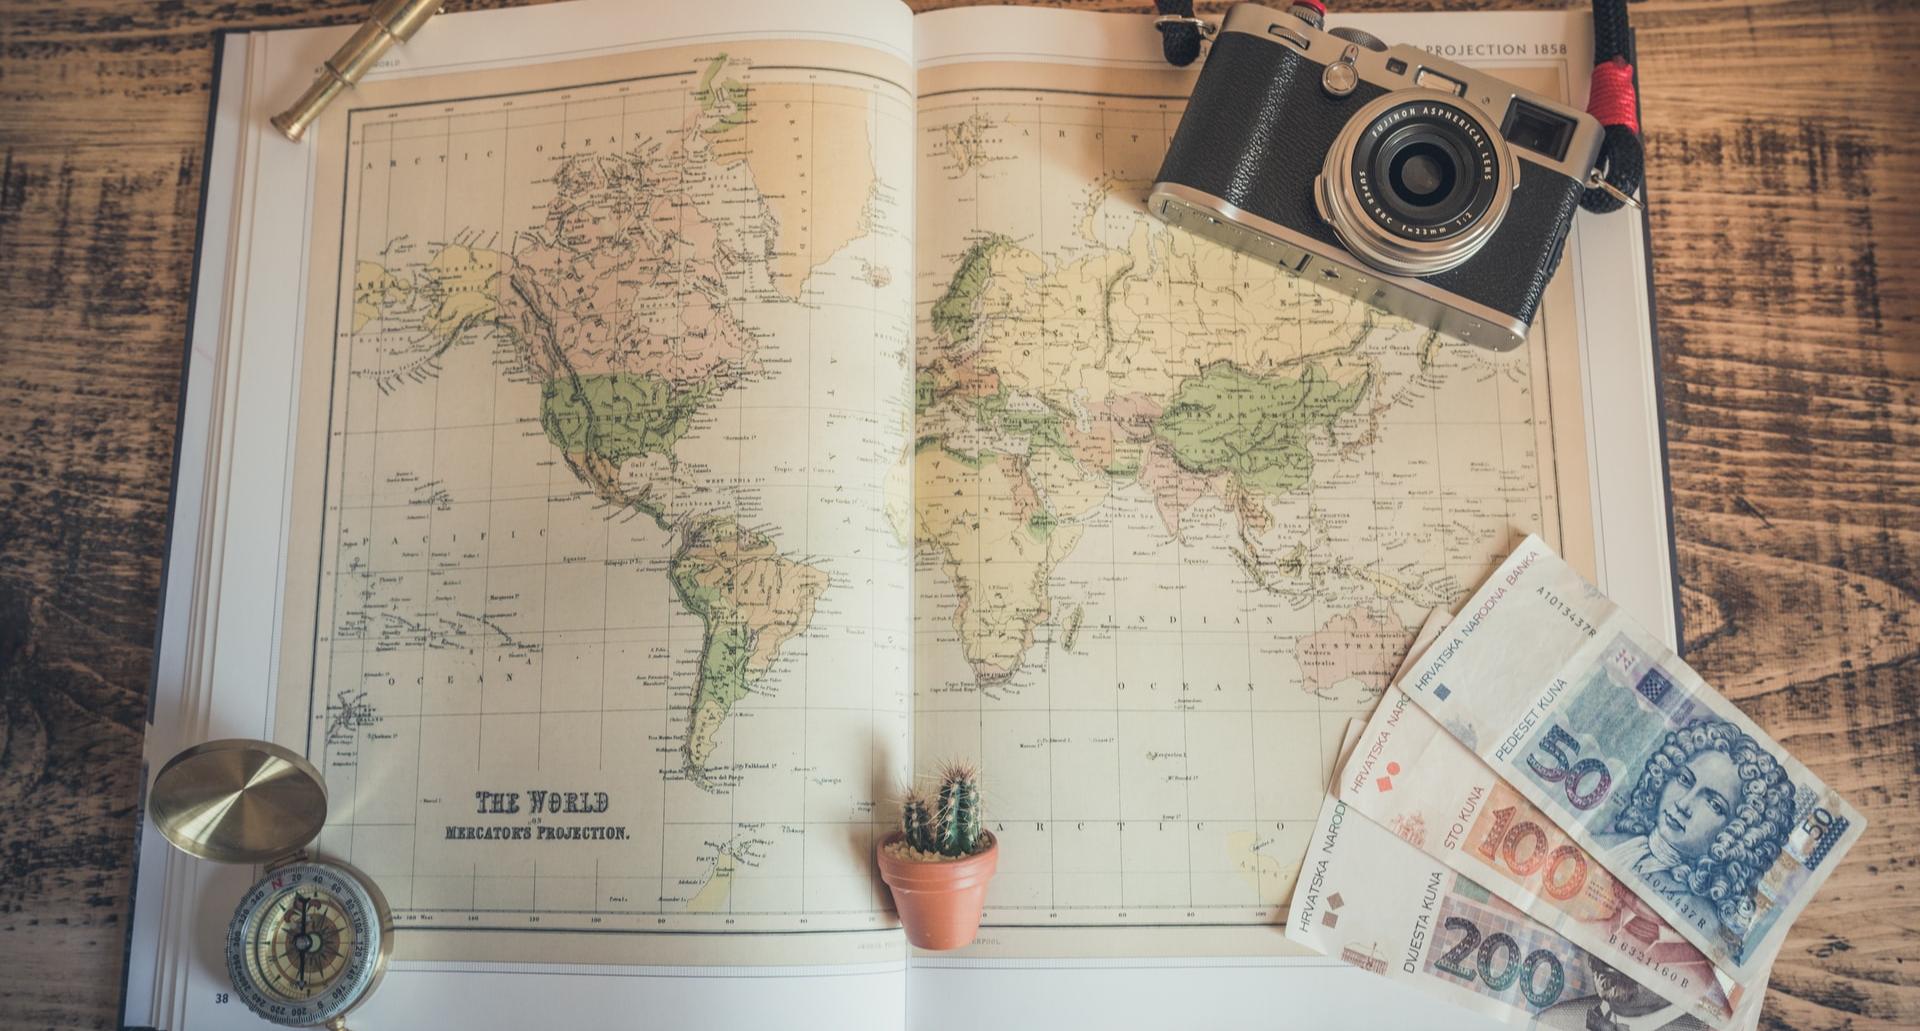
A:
[1154,0,1206,68]
[1580,0,1643,214]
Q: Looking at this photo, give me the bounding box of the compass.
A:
[149,739,394,1030]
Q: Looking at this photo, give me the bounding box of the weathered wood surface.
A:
[0,0,1912,1027]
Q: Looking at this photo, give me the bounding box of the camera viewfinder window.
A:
[1501,99,1576,161]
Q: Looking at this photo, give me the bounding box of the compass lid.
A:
[148,739,328,864]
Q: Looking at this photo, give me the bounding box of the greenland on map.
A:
[271,29,1594,950]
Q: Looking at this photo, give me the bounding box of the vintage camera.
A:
[1150,3,1606,350]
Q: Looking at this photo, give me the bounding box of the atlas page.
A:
[128,1,928,1028]
[277,5,917,953]
[903,6,1672,1028]
[909,4,1595,937]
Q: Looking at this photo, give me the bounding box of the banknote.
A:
[1287,795,1766,1030]
[1394,535,1866,982]
[1341,682,1741,1023]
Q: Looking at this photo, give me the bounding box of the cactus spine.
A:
[934,764,983,857]
[902,793,934,853]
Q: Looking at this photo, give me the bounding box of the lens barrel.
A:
[1315,92,1518,277]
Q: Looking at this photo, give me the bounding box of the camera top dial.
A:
[1326,26,1387,52]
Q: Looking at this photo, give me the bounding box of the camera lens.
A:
[1370,120,1480,229]
[1316,93,1516,277]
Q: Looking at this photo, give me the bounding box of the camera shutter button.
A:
[1323,44,1361,97]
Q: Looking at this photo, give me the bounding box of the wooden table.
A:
[0,0,1913,1027]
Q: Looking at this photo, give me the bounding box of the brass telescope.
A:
[271,0,445,142]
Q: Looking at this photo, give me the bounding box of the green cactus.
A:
[933,764,984,857]
[899,765,987,857]
[902,793,934,853]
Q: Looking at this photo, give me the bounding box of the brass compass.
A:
[149,739,393,1030]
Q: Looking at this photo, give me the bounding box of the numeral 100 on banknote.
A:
[1473,803,1592,901]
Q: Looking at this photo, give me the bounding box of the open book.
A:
[125,1,1676,1027]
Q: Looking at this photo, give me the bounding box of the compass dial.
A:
[224,861,391,1027]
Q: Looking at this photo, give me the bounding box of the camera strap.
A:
[1582,0,1644,212]
[1151,0,1645,213]
[1151,0,1213,67]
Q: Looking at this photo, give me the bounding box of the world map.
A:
[298,46,1579,936]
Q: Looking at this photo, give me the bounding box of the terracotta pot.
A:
[876,831,998,950]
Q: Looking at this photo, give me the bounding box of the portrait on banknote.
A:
[1520,633,1830,963]
[1597,718,1797,951]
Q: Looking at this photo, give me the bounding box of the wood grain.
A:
[0,1,1913,1028]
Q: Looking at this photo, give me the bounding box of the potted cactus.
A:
[876,764,998,950]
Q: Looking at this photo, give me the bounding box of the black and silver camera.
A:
[1150,3,1606,350]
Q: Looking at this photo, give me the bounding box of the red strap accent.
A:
[1587,57,1640,135]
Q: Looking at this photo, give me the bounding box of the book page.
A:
[271,0,917,966]
[907,6,1596,948]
